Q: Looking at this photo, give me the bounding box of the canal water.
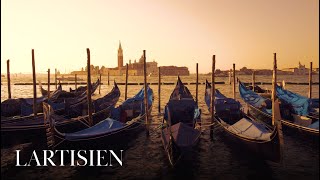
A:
[1,74,319,180]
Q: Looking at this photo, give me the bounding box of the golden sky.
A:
[1,0,319,74]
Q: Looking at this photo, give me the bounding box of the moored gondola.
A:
[1,82,120,148]
[1,85,63,119]
[161,77,201,166]
[39,78,100,98]
[43,85,153,150]
[1,79,100,122]
[239,80,319,136]
[205,80,281,162]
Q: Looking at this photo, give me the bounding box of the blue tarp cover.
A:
[239,82,268,109]
[276,85,310,116]
[65,118,124,140]
[205,81,241,114]
[238,81,272,115]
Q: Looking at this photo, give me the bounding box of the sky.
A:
[1,0,319,74]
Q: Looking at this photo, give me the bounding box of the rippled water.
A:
[1,74,319,180]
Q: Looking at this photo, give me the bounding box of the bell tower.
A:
[118,41,123,68]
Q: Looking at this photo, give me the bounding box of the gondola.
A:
[161,77,201,166]
[39,79,100,98]
[69,84,87,93]
[1,79,99,122]
[239,80,319,136]
[1,85,63,119]
[205,80,281,162]
[1,82,120,148]
[43,85,153,150]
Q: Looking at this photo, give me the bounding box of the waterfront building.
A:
[292,62,309,75]
[159,66,189,76]
[71,42,189,76]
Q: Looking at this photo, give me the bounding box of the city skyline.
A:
[1,0,319,74]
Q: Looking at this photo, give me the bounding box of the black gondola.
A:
[1,85,63,119]
[43,85,153,150]
[1,82,120,148]
[161,77,201,166]
[205,80,281,162]
[39,79,100,99]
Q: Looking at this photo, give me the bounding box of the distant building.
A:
[292,62,309,75]
[239,67,253,75]
[71,42,189,76]
[282,62,318,75]
[160,66,189,76]
[105,44,158,76]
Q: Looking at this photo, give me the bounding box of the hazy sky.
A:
[1,0,319,73]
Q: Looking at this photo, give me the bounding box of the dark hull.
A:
[40,79,99,98]
[161,126,201,166]
[1,82,119,148]
[161,138,200,166]
[1,120,86,149]
[161,77,201,166]
[1,106,115,148]
[247,103,319,136]
[215,115,281,162]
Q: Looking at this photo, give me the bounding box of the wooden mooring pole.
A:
[158,67,161,113]
[143,50,149,136]
[32,49,37,117]
[6,59,11,99]
[309,62,312,99]
[125,63,129,100]
[210,55,216,139]
[233,64,236,100]
[272,53,284,163]
[252,70,255,92]
[75,74,77,90]
[196,63,199,105]
[229,69,232,85]
[55,68,57,89]
[86,48,93,126]
[99,73,102,95]
[107,71,110,85]
[47,69,50,99]
[272,53,277,126]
